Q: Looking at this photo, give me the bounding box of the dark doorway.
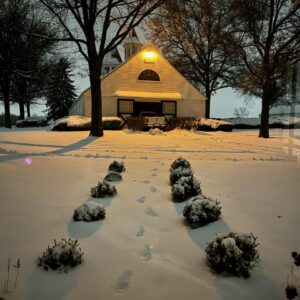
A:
[134,102,162,116]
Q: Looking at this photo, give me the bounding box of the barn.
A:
[69,31,206,123]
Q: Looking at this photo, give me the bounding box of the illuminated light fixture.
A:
[144,51,155,63]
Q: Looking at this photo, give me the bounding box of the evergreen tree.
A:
[46,57,76,120]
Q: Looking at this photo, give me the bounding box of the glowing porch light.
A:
[143,51,155,63]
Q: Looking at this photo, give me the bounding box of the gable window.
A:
[138,69,160,81]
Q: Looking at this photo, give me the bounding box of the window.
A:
[162,101,176,116]
[138,69,160,81]
[118,99,134,114]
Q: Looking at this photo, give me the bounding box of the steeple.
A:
[101,48,122,76]
[123,29,143,60]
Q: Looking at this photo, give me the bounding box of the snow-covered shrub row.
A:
[38,238,83,271]
[108,161,125,173]
[51,115,122,131]
[206,232,259,278]
[104,172,122,182]
[194,118,234,132]
[171,176,201,202]
[73,202,106,222]
[170,166,193,185]
[91,181,117,198]
[183,195,221,228]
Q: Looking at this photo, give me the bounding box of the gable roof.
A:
[76,44,206,101]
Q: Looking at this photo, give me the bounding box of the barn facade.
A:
[69,34,206,121]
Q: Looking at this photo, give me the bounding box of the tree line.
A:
[0,0,77,126]
[0,0,299,138]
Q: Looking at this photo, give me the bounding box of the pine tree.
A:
[46,58,76,120]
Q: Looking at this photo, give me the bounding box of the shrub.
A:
[170,157,191,171]
[127,117,145,131]
[166,117,196,130]
[108,161,125,173]
[170,166,193,185]
[292,251,300,267]
[104,172,122,182]
[102,117,122,130]
[206,232,259,278]
[194,118,234,132]
[73,202,106,222]
[183,195,221,228]
[171,176,201,202]
[285,252,300,299]
[38,238,84,271]
[91,181,117,198]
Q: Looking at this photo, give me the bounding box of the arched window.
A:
[138,69,160,81]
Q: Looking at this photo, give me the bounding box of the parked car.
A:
[140,111,166,129]
[16,116,49,128]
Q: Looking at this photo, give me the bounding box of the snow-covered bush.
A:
[170,157,191,172]
[91,181,117,198]
[108,161,125,173]
[104,172,122,182]
[194,118,234,132]
[149,128,164,135]
[38,238,83,271]
[183,195,221,228]
[172,176,201,202]
[206,232,259,278]
[170,166,193,185]
[73,202,106,222]
[292,251,300,267]
[51,116,122,131]
[285,252,300,299]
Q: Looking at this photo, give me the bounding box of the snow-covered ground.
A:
[0,127,299,300]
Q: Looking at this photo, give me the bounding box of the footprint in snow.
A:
[150,186,157,193]
[137,245,152,261]
[136,196,146,203]
[143,180,151,184]
[113,270,133,293]
[145,207,158,217]
[136,226,145,237]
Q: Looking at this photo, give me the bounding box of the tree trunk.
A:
[205,93,211,118]
[89,64,103,137]
[2,73,11,128]
[259,89,270,138]
[19,103,25,119]
[26,102,31,117]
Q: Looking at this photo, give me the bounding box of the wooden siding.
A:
[79,44,206,118]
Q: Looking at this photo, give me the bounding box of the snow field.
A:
[0,128,299,299]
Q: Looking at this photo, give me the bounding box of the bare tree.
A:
[38,0,165,137]
[230,0,300,138]
[147,0,239,118]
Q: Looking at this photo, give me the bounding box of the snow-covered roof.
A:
[112,90,182,100]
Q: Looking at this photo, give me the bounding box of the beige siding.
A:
[69,94,85,116]
[81,44,206,117]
